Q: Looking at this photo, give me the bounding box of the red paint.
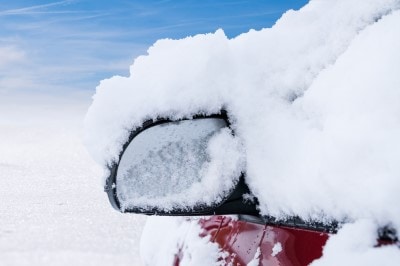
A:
[200,216,329,266]
[198,216,223,241]
[211,216,266,265]
[258,225,329,266]
[376,239,399,247]
[174,216,398,265]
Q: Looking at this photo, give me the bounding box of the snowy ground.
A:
[0,92,146,266]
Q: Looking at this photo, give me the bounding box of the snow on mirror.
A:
[116,118,245,212]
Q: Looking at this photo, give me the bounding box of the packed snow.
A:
[0,93,146,265]
[84,0,400,264]
[311,220,400,266]
[141,217,226,266]
[117,119,244,211]
[247,247,261,266]
[271,242,282,257]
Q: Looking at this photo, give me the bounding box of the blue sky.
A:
[0,0,307,95]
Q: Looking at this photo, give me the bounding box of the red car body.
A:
[174,215,398,266]
[174,215,329,266]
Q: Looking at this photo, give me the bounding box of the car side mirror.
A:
[105,113,259,216]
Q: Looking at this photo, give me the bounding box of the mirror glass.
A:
[116,118,245,212]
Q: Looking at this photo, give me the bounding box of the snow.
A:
[117,119,244,211]
[271,242,282,257]
[250,7,400,226]
[0,93,146,265]
[311,220,400,266]
[247,247,261,266]
[84,0,400,264]
[140,217,224,266]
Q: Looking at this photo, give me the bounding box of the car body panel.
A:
[174,215,330,266]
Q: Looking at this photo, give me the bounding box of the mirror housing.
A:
[104,112,258,216]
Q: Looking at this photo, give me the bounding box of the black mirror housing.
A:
[104,112,259,216]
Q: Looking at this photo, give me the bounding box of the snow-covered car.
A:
[103,113,397,265]
[84,0,400,265]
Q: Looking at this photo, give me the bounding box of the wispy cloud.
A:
[0,0,300,95]
[0,1,141,93]
[0,0,75,16]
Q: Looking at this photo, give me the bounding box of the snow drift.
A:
[85,0,400,264]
